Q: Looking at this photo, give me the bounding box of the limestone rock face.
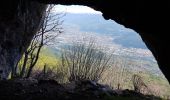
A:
[0,0,169,82]
[0,1,46,79]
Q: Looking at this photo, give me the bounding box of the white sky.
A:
[52,5,102,14]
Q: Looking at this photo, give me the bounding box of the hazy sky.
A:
[53,5,102,14]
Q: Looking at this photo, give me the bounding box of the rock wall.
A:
[0,0,46,79]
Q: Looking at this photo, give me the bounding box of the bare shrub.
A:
[132,74,152,94]
[61,38,112,82]
[31,64,68,83]
[99,58,132,90]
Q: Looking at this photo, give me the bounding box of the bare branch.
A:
[15,4,64,78]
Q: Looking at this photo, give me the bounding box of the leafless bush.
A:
[61,38,112,82]
[31,64,68,83]
[132,74,152,94]
[99,58,132,90]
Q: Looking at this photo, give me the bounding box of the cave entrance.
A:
[40,5,170,96]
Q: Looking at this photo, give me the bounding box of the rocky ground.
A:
[0,79,162,100]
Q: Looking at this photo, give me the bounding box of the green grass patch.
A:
[35,47,60,69]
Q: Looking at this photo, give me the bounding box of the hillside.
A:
[52,13,162,77]
[35,11,170,97]
[0,79,162,100]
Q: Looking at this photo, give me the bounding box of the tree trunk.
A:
[20,52,29,78]
[26,45,43,78]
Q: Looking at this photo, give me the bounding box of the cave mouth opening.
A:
[40,4,170,95]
